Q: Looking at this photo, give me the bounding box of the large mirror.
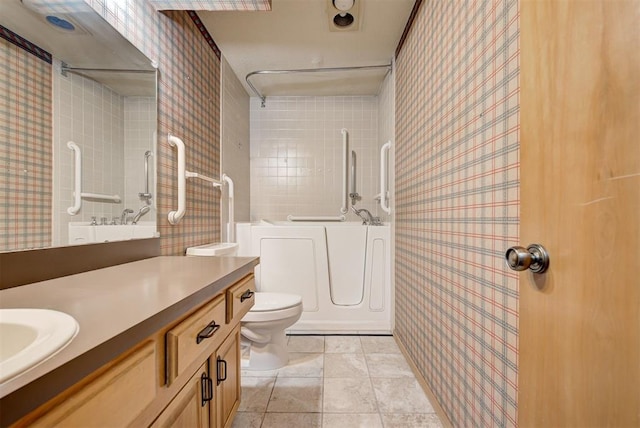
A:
[0,0,158,252]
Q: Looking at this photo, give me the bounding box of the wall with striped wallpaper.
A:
[85,0,222,255]
[394,1,520,426]
[0,31,52,251]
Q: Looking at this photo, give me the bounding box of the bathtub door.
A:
[251,226,328,311]
[325,226,367,306]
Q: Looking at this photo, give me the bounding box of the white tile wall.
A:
[250,96,385,222]
[52,59,156,245]
[124,96,156,223]
[221,56,250,239]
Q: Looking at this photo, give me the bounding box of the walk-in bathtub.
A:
[236,221,392,334]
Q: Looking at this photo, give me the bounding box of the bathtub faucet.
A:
[351,206,382,226]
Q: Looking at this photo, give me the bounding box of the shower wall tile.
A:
[221,56,250,236]
[249,96,383,222]
[52,63,125,245]
[394,1,520,426]
[123,97,156,220]
[0,31,52,251]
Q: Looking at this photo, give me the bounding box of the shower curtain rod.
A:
[60,62,156,76]
[246,64,392,107]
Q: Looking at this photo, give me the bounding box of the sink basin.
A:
[0,309,79,383]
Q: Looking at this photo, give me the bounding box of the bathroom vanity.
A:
[0,256,258,427]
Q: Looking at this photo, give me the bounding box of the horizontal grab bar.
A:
[80,192,121,202]
[287,215,346,222]
[185,171,223,187]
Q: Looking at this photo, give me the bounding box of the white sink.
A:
[0,309,79,383]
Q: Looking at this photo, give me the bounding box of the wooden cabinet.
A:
[213,326,241,428]
[13,273,254,428]
[17,341,156,427]
[166,293,226,384]
[151,362,210,428]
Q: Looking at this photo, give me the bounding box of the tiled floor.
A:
[232,335,443,428]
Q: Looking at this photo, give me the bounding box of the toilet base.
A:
[242,330,289,371]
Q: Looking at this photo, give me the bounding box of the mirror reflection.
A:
[0,0,158,252]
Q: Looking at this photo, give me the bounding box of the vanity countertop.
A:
[0,255,259,419]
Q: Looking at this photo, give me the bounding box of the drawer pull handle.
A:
[240,290,254,302]
[216,357,227,385]
[201,373,213,406]
[196,321,220,344]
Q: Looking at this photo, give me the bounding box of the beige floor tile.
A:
[324,335,363,353]
[360,335,401,354]
[381,413,444,428]
[261,412,322,428]
[267,377,323,413]
[366,353,415,378]
[230,412,264,428]
[324,353,369,378]
[287,335,325,352]
[372,378,434,413]
[238,377,275,412]
[322,413,383,428]
[277,352,324,377]
[241,367,279,377]
[323,378,378,413]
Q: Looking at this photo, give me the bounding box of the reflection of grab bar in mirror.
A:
[139,150,153,200]
[67,141,121,215]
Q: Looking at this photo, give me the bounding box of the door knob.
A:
[505,244,550,273]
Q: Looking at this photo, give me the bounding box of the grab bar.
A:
[380,141,391,214]
[287,215,346,222]
[222,173,235,242]
[67,141,121,215]
[341,128,349,214]
[168,134,223,225]
[139,150,153,199]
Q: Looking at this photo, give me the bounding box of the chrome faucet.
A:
[132,206,151,224]
[120,208,134,225]
[351,206,382,226]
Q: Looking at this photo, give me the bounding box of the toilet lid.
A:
[251,292,302,312]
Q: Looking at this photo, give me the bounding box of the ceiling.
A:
[0,0,156,96]
[198,0,414,99]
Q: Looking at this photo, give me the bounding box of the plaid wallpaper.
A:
[86,1,221,255]
[394,1,520,426]
[148,0,271,11]
[0,30,52,251]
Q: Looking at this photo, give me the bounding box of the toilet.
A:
[185,242,303,370]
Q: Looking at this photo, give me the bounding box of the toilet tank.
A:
[185,242,238,256]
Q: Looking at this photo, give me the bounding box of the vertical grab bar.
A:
[340,128,349,214]
[380,141,391,214]
[350,150,357,196]
[168,134,186,225]
[139,151,153,199]
[222,173,235,242]
[67,141,82,215]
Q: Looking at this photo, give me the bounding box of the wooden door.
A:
[519,1,640,426]
[152,362,210,428]
[214,326,241,428]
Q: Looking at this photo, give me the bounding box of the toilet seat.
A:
[242,292,303,323]
[250,292,302,311]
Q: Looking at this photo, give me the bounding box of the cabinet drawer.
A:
[28,341,156,427]
[226,275,256,323]
[166,294,226,384]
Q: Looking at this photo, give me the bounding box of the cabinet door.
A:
[152,362,211,428]
[213,326,241,428]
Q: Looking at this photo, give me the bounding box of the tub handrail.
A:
[287,215,346,222]
[67,141,121,215]
[222,173,235,242]
[341,128,349,214]
[380,141,391,214]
